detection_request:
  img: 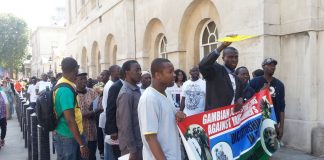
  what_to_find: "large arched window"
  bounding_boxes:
[200,21,218,58]
[159,36,168,59]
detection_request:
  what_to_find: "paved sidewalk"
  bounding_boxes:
[1,115,323,160]
[272,147,324,160]
[0,115,27,160]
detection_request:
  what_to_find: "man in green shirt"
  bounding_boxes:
[53,57,89,160]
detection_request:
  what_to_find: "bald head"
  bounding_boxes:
[109,65,121,81]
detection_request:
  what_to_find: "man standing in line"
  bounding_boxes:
[102,65,122,160]
[76,70,100,160]
[53,57,89,160]
[139,71,151,93]
[27,77,38,108]
[138,58,186,160]
[116,60,143,159]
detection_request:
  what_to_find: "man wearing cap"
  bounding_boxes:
[76,70,101,160]
[250,58,286,140]
[139,71,151,93]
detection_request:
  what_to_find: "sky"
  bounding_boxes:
[0,0,65,31]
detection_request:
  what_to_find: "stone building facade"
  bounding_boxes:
[30,27,66,77]
[65,0,324,154]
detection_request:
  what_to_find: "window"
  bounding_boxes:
[200,21,218,58]
[159,36,168,59]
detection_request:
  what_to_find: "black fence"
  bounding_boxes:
[16,94,52,160]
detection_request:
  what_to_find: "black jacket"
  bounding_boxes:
[199,50,244,111]
[105,79,123,135]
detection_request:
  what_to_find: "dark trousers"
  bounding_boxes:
[88,141,97,160]
[0,118,7,140]
[112,145,121,158]
[96,116,104,154]
[29,102,36,109]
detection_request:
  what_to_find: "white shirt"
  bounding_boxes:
[181,79,206,116]
[99,80,114,128]
[228,74,236,105]
[36,81,52,92]
[138,87,181,160]
[166,83,183,108]
[27,84,37,103]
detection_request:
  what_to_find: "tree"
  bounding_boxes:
[0,14,29,78]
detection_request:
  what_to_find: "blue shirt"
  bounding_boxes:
[249,76,285,122]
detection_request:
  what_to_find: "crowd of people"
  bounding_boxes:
[0,42,286,159]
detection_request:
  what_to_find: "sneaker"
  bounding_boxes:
[100,153,104,159]
[0,139,4,147]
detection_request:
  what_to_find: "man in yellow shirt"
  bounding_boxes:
[53,57,89,160]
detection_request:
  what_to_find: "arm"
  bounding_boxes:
[278,83,285,139]
[117,92,138,154]
[35,83,40,95]
[63,109,89,158]
[105,84,120,135]
[63,109,84,146]
[180,97,185,112]
[145,134,166,160]
[26,86,31,102]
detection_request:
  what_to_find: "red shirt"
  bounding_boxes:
[15,82,22,92]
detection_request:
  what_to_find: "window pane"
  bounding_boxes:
[202,28,209,44]
[208,22,216,33]
[203,46,210,56]
[163,36,167,44]
[209,35,216,43]
[211,44,217,51]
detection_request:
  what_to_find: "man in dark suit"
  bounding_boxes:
[199,42,244,111]
[104,69,125,158]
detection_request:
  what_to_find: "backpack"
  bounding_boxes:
[36,83,77,131]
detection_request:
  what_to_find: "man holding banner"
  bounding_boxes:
[250,58,286,140]
[199,42,244,111]
[138,58,186,160]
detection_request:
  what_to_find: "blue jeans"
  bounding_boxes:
[53,133,79,160]
[103,129,116,160]
[104,142,116,160]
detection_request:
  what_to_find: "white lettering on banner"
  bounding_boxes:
[202,109,230,125]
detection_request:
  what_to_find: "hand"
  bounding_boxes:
[95,108,104,114]
[176,111,186,123]
[234,98,244,112]
[261,83,270,90]
[80,145,90,159]
[129,152,139,160]
[217,42,232,52]
[111,133,118,140]
[277,126,283,140]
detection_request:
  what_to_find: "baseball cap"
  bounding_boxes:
[77,69,88,77]
[262,58,277,66]
[141,71,150,76]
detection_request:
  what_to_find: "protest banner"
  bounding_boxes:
[178,89,279,160]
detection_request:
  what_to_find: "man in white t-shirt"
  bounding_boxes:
[138,58,186,160]
[180,66,206,116]
[27,77,38,108]
[36,74,52,94]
